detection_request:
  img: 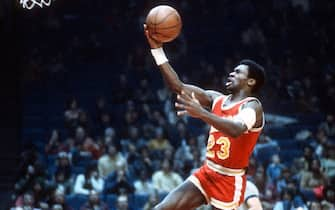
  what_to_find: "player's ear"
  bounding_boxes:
[247,78,256,87]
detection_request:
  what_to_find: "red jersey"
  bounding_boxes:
[206,95,264,169]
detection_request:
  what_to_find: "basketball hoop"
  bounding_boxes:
[20,0,53,10]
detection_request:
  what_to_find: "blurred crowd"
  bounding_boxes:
[12,0,335,209]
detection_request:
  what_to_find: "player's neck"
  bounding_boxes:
[229,91,250,103]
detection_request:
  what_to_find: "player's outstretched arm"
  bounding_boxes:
[144,24,215,109]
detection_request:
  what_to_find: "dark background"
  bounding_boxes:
[0,0,335,209]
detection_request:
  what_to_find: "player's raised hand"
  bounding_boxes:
[175,91,206,118]
[143,24,163,49]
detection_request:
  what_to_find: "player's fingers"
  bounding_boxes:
[181,91,194,102]
[143,24,147,30]
[144,28,150,37]
[175,102,185,109]
[191,92,200,104]
[177,94,189,105]
[177,110,188,116]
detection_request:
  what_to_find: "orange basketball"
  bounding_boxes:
[145,5,182,43]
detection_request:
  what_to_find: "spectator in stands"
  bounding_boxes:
[152,158,183,194]
[54,152,72,189]
[13,149,47,204]
[45,129,68,155]
[125,143,142,178]
[104,127,116,145]
[98,144,127,178]
[276,167,292,195]
[104,167,134,195]
[321,185,335,210]
[49,189,73,210]
[296,145,315,171]
[73,163,104,195]
[73,126,87,147]
[78,111,93,135]
[135,78,157,104]
[143,192,160,210]
[82,136,104,160]
[314,128,331,158]
[12,192,38,210]
[93,96,110,126]
[115,194,133,210]
[51,204,63,210]
[174,136,201,178]
[253,133,279,158]
[80,190,108,210]
[134,170,155,196]
[321,145,335,180]
[112,74,134,104]
[319,114,335,138]
[307,201,322,210]
[120,126,147,154]
[30,177,48,207]
[132,145,155,176]
[286,180,308,209]
[64,98,82,134]
[291,156,308,185]
[273,188,308,210]
[123,100,140,128]
[300,158,327,200]
[253,165,275,208]
[147,126,172,157]
[266,154,285,184]
[53,169,73,195]
[96,113,114,137]
[174,136,197,168]
[39,201,49,210]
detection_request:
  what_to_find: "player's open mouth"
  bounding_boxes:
[226,77,233,86]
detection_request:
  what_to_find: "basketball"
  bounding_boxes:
[145,5,182,43]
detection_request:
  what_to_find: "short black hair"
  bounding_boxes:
[239,59,265,94]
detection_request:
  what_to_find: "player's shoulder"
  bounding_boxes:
[243,96,263,110]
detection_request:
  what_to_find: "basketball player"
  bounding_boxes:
[238,180,263,210]
[144,25,265,210]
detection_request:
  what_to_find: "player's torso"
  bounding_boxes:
[206,95,263,169]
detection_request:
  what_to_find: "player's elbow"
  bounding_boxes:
[170,85,182,94]
[226,127,245,138]
[228,131,242,138]
[170,83,185,94]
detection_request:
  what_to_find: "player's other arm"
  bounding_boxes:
[177,94,262,138]
[245,196,263,210]
[201,100,263,137]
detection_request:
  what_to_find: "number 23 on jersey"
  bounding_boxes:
[206,135,231,160]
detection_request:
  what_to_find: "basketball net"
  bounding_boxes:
[20,0,52,9]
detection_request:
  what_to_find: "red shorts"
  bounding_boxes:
[188,161,246,210]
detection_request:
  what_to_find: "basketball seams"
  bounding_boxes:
[146,5,182,42]
[154,10,178,25]
[155,23,181,30]
[153,8,159,34]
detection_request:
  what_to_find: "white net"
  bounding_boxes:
[20,0,52,9]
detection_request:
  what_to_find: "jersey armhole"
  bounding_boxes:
[240,98,264,131]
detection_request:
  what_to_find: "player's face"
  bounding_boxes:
[225,64,249,92]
